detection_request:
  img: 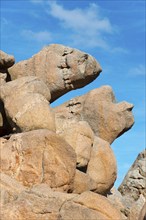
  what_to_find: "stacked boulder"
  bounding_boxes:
[0,44,136,219]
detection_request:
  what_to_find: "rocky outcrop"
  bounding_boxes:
[108,150,146,219]
[8,44,102,102]
[118,150,146,201]
[0,129,76,192]
[54,85,134,144]
[0,182,122,220]
[0,47,136,220]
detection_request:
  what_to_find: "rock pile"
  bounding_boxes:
[0,44,138,219]
[108,150,146,220]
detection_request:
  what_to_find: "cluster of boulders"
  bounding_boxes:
[0,45,145,220]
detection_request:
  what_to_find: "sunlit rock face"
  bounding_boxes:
[54,85,134,144]
[8,44,102,102]
[0,46,136,220]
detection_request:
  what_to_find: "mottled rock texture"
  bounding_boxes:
[1,185,122,220]
[0,47,136,220]
[8,44,102,102]
[118,150,146,201]
[0,76,55,133]
[54,85,134,144]
[0,129,76,192]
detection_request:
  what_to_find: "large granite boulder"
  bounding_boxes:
[8,44,102,102]
[0,76,55,133]
[0,184,122,220]
[54,85,134,144]
[0,129,76,192]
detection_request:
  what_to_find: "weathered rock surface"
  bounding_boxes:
[54,85,134,144]
[107,188,128,219]
[0,46,136,220]
[58,121,94,168]
[0,129,76,192]
[87,137,117,195]
[118,150,146,201]
[8,44,102,102]
[128,194,146,220]
[138,202,146,220]
[73,169,97,194]
[0,76,56,133]
[0,50,15,71]
[1,184,122,220]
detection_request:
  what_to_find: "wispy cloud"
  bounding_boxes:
[128,64,145,76]
[111,47,129,54]
[45,1,114,49]
[21,29,52,42]
[30,0,44,4]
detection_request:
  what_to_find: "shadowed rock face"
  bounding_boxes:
[8,44,102,102]
[54,85,134,144]
[118,150,146,201]
[0,50,15,71]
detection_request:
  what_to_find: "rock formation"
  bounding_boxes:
[8,44,102,102]
[118,150,146,201]
[108,150,146,219]
[0,45,137,220]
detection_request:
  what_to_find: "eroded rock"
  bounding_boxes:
[0,76,55,132]
[8,44,102,102]
[54,85,134,144]
[0,129,76,192]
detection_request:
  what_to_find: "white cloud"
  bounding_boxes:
[21,30,52,42]
[128,64,145,76]
[46,1,114,49]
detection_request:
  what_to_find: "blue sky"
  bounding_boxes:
[1,0,145,187]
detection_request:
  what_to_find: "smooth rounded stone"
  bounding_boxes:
[59,121,94,167]
[118,150,146,201]
[8,44,102,102]
[0,129,76,192]
[0,76,51,101]
[0,76,55,132]
[0,50,15,70]
[87,137,117,195]
[53,85,134,144]
[73,169,97,194]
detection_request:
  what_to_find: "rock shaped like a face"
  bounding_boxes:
[0,129,77,192]
[8,44,102,102]
[0,50,15,71]
[82,86,134,143]
[0,76,55,133]
[54,85,134,144]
